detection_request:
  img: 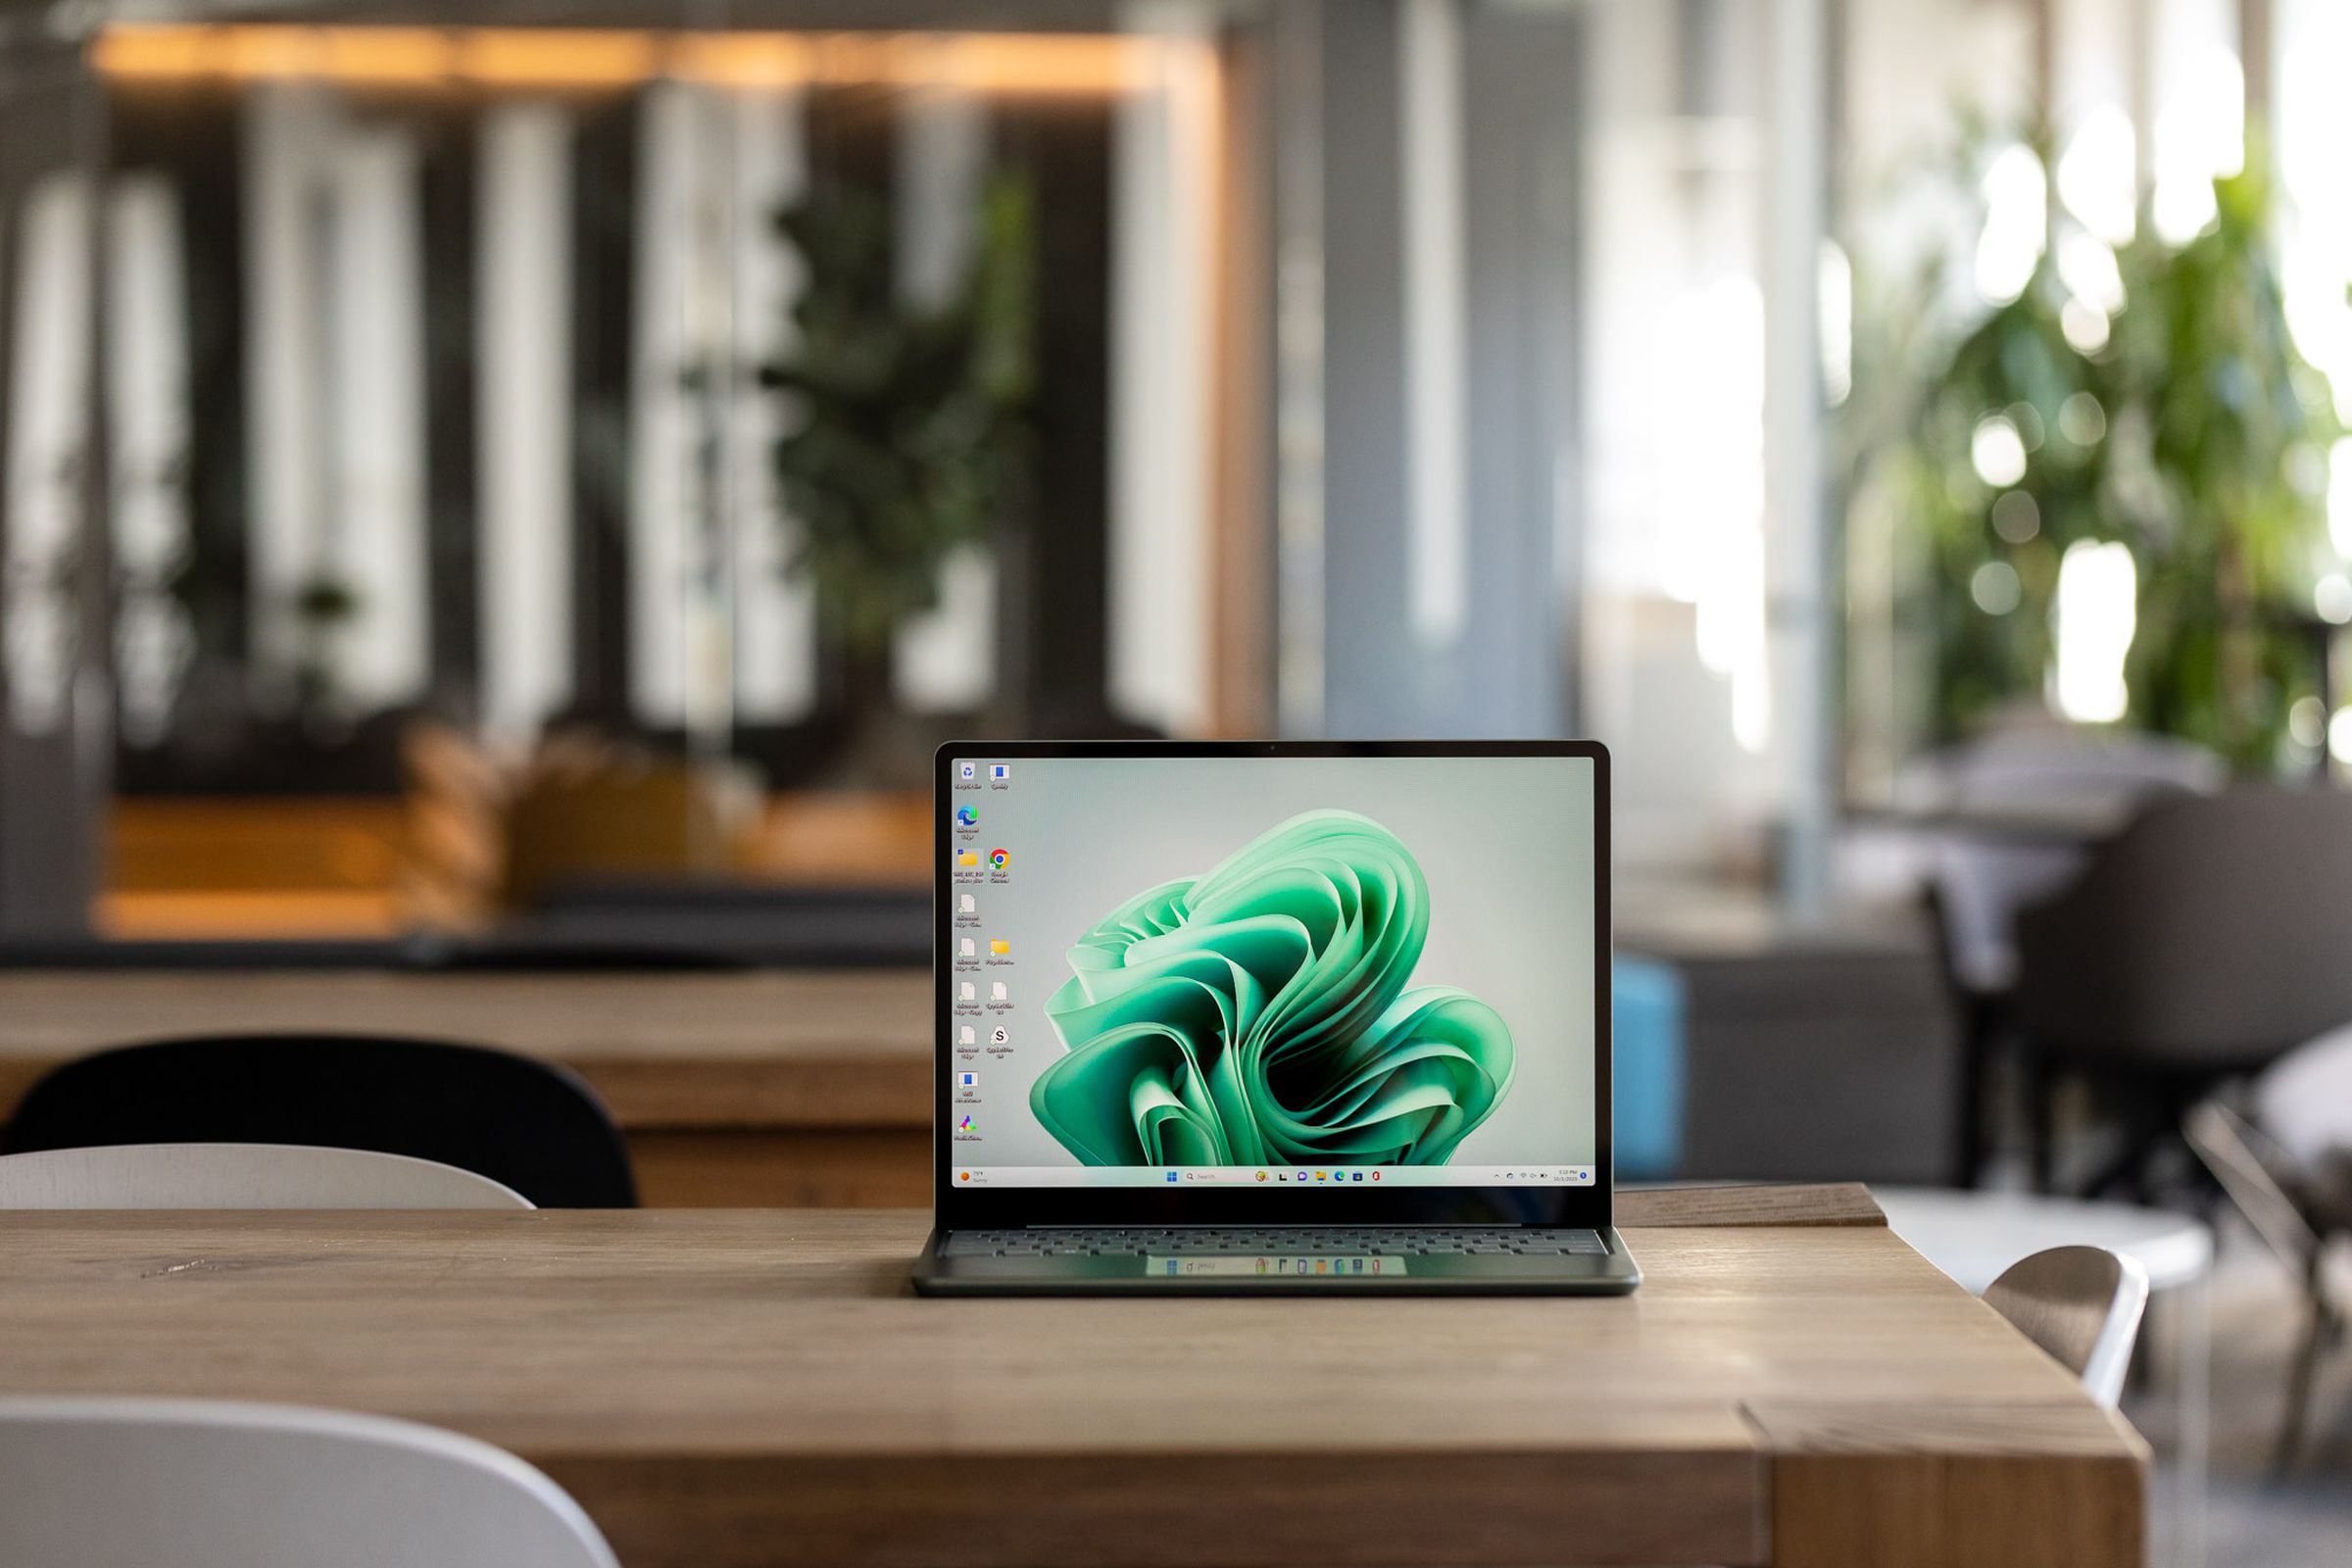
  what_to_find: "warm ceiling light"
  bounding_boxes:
[458,29,663,88]
[89,24,1149,96]
[314,28,457,85]
[929,34,1143,94]
[668,33,816,90]
[213,25,324,79]
[88,25,211,79]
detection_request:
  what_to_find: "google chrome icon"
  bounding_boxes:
[988,849,1010,870]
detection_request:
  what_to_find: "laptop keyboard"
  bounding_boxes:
[942,1227,1606,1259]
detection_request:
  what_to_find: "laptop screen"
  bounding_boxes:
[942,750,1600,1193]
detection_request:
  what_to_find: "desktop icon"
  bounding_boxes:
[990,1026,1008,1046]
[959,937,976,957]
[956,1025,976,1046]
[956,806,979,827]
[958,981,976,1002]
[956,1071,978,1091]
[991,763,1010,781]
[989,938,1009,956]
[991,981,1008,1002]
[956,851,979,867]
[957,762,976,781]
[958,893,976,913]
[988,849,1010,870]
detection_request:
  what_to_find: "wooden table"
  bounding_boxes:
[0,971,932,1206]
[0,1186,2144,1568]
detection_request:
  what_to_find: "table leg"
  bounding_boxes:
[2175,1272,2211,1568]
[1770,1449,2145,1568]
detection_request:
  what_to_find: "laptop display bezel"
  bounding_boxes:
[933,739,1613,1230]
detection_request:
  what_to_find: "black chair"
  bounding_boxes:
[1906,725,2222,1185]
[1,1035,637,1208]
[2010,785,2352,1197]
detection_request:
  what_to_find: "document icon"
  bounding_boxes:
[959,981,976,1003]
[957,1025,976,1046]
[991,981,1007,1002]
[959,938,976,957]
[989,939,1009,956]
[956,852,979,867]
[958,893,975,913]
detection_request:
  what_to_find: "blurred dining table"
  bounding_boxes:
[0,968,933,1205]
[1843,797,2136,848]
[0,1184,2145,1568]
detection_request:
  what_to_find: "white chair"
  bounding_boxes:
[1983,1245,2151,1408]
[0,1144,531,1209]
[0,1397,617,1568]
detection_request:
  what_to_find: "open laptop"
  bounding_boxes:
[910,740,1637,1296]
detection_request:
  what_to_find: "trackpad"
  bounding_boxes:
[1145,1254,1409,1278]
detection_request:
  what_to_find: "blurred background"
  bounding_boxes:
[1,0,2340,936]
[4,0,2352,1554]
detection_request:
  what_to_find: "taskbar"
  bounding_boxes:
[950,1164,1596,1188]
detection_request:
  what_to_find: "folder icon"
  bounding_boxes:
[957,852,979,867]
[989,939,1009,956]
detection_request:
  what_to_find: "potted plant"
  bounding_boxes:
[1851,145,2342,774]
[761,171,1036,784]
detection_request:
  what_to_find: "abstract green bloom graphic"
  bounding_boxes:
[1031,809,1513,1166]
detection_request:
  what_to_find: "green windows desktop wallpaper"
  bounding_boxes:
[1029,809,1516,1167]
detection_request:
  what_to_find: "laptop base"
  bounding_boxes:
[910,1226,1641,1296]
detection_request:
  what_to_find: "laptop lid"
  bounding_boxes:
[934,741,1611,1230]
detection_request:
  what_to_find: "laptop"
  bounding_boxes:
[910,740,1638,1296]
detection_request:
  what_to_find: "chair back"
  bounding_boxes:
[2,1035,636,1207]
[2186,1025,2352,1257]
[2184,1102,2323,1267]
[1983,1245,2150,1407]
[0,1143,530,1209]
[2010,786,2352,1068]
[0,1396,617,1568]
[2250,1023,2352,1180]
[1908,725,2221,996]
